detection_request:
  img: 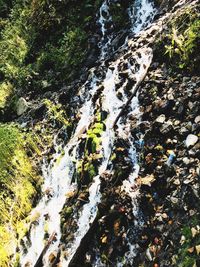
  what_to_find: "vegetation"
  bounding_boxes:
[109,0,132,30]
[0,0,103,112]
[176,215,200,267]
[0,124,42,266]
[156,8,200,73]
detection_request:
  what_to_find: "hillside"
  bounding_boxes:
[0,0,199,266]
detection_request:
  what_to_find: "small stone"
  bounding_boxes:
[156,114,166,123]
[195,115,200,124]
[174,120,181,126]
[146,248,153,261]
[173,179,180,185]
[183,77,190,82]
[183,179,191,185]
[162,213,168,219]
[171,197,178,204]
[185,134,198,147]
[188,101,194,109]
[183,157,190,165]
[189,210,196,216]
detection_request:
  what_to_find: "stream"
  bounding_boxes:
[19,0,156,266]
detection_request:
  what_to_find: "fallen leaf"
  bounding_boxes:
[101,235,108,244]
[65,191,75,198]
[145,153,153,164]
[180,235,186,245]
[188,247,194,253]
[114,219,120,236]
[140,174,155,186]
[191,227,198,238]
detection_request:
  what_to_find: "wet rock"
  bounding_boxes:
[185,134,198,148]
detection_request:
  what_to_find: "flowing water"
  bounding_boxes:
[19,0,156,266]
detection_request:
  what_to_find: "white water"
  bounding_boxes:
[98,0,113,59]
[129,0,155,34]
[19,0,156,266]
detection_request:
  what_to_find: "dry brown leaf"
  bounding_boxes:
[114,219,120,236]
[188,247,194,253]
[140,174,155,186]
[101,235,108,244]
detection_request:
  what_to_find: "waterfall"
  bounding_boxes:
[19,0,156,266]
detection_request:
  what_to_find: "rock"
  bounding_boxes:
[146,248,153,261]
[170,197,178,204]
[156,114,166,123]
[185,134,198,147]
[16,97,29,116]
[183,77,190,82]
[173,179,180,185]
[195,115,200,124]
[183,157,190,165]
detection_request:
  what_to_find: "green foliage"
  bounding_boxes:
[44,99,71,127]
[176,215,200,267]
[0,0,103,104]
[87,122,104,153]
[0,123,41,266]
[0,82,13,109]
[0,0,13,18]
[164,9,200,71]
[109,1,131,30]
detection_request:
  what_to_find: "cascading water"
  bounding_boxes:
[19,0,156,266]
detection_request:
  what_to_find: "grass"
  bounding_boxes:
[0,124,42,266]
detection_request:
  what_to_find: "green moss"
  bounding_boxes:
[0,82,13,109]
[63,207,73,219]
[0,124,42,266]
[87,122,104,153]
[44,99,71,127]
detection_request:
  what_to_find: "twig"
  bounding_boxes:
[113,70,148,127]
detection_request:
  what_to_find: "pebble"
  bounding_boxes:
[194,115,200,123]
[156,114,166,123]
[170,197,178,204]
[185,134,198,147]
[183,157,190,165]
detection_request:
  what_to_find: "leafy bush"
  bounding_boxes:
[158,7,200,73]
[0,0,103,102]
[165,18,200,70]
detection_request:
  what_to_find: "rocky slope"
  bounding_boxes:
[0,0,199,266]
